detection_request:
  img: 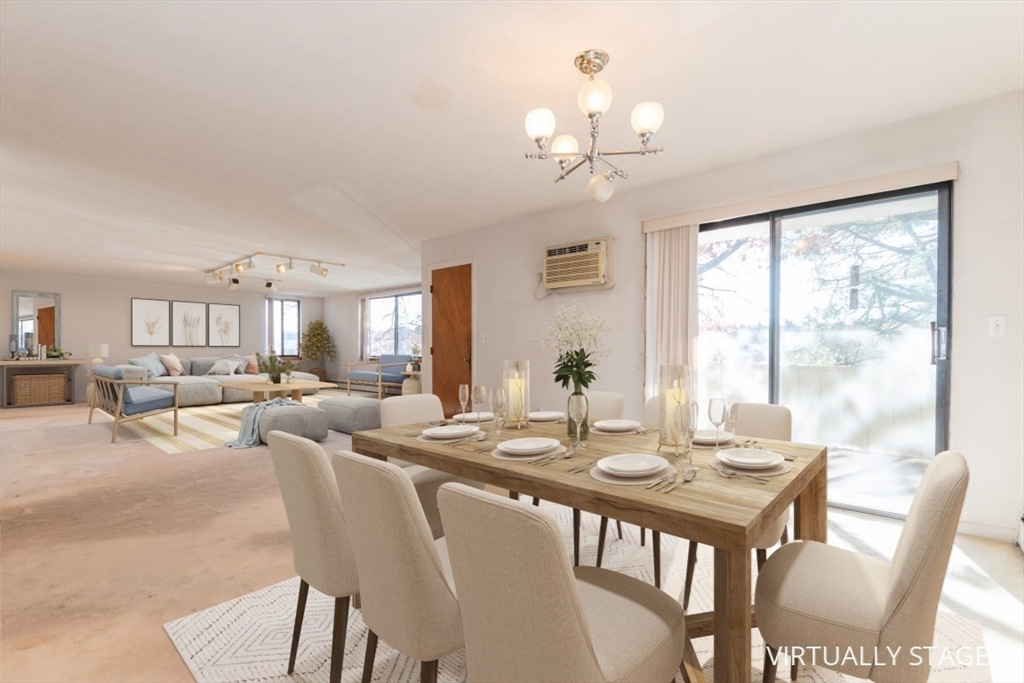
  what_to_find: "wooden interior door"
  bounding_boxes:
[37,307,55,347]
[431,264,472,417]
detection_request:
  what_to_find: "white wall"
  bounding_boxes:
[0,270,323,402]
[421,89,1024,537]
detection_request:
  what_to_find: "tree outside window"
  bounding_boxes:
[268,299,301,356]
[365,292,421,357]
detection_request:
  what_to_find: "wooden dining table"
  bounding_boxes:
[352,421,827,683]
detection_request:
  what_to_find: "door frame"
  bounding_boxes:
[422,257,475,396]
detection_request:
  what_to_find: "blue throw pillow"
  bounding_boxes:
[128,352,167,380]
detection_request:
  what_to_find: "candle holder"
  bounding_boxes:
[658,364,694,453]
[503,360,530,429]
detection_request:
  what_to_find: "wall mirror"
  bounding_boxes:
[11,290,61,354]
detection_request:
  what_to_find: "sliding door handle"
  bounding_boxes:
[930,322,948,364]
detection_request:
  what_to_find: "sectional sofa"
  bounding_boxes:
[116,353,323,407]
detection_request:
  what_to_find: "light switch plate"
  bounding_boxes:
[988,315,1007,338]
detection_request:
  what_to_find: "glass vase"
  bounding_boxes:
[567,387,589,441]
[503,360,530,429]
[658,364,693,451]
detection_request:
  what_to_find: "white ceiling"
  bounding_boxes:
[1,1,1021,296]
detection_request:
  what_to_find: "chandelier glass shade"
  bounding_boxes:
[524,49,664,202]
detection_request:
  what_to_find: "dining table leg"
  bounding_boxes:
[794,459,828,543]
[714,547,752,682]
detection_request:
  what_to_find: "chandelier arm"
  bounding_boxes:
[554,156,589,182]
[595,156,628,179]
[595,147,665,156]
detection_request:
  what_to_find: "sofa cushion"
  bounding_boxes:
[122,387,175,415]
[188,357,221,376]
[129,352,168,379]
[179,357,193,375]
[91,365,124,381]
[148,376,222,407]
[206,359,241,375]
[158,352,185,376]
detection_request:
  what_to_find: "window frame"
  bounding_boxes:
[266,297,302,359]
[361,291,422,360]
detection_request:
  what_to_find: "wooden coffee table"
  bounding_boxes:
[219,379,337,403]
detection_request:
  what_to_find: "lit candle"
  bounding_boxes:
[507,372,526,421]
[661,380,687,444]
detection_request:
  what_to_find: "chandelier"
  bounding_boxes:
[524,49,665,202]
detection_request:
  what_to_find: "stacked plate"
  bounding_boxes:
[452,411,494,423]
[492,437,564,462]
[419,424,479,442]
[591,454,671,485]
[592,419,642,434]
[528,411,565,422]
[693,429,734,445]
[715,448,784,471]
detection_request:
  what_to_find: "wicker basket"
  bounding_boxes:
[10,373,66,406]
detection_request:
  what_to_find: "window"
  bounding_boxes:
[364,292,421,357]
[267,299,301,356]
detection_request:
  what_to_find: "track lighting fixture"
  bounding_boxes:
[204,272,219,284]
[265,280,278,293]
[276,259,293,274]
[309,263,328,277]
[234,258,254,273]
[203,253,344,284]
[228,277,240,290]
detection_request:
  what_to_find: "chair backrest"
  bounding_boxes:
[380,393,444,428]
[642,396,660,427]
[874,450,969,683]
[587,390,625,422]
[729,402,792,441]
[266,431,358,599]
[437,483,607,681]
[330,450,462,661]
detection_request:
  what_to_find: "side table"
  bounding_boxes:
[401,370,422,395]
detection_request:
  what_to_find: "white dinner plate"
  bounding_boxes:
[528,411,565,422]
[593,419,642,433]
[597,454,670,478]
[496,437,562,456]
[693,429,734,445]
[421,424,479,440]
[715,448,784,470]
[452,411,494,423]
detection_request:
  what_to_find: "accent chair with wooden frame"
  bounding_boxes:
[345,354,413,398]
[88,364,179,443]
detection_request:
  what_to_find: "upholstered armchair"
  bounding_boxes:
[345,354,413,398]
[88,364,179,443]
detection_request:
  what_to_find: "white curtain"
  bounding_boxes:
[644,225,700,398]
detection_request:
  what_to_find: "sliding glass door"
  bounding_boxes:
[698,185,951,516]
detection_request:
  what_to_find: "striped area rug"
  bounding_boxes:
[164,504,990,683]
[117,390,355,453]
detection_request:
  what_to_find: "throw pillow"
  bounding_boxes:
[244,353,259,374]
[158,352,185,377]
[223,354,250,374]
[128,352,168,380]
[207,359,241,376]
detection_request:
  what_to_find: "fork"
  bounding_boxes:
[646,473,675,490]
[662,469,697,493]
[714,465,769,484]
[651,474,677,491]
[566,458,594,474]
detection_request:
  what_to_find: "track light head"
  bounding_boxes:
[265,280,278,293]
[309,263,328,277]
[276,259,293,274]
[228,277,240,290]
[204,272,219,284]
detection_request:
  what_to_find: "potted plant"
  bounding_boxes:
[257,347,295,384]
[299,319,337,381]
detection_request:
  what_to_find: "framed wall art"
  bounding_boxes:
[172,301,207,347]
[208,303,240,347]
[131,298,170,347]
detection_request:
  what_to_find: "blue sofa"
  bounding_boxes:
[346,354,413,398]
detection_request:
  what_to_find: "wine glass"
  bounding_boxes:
[489,387,506,435]
[675,400,699,477]
[472,385,487,422]
[708,398,726,452]
[567,394,588,456]
[458,384,470,423]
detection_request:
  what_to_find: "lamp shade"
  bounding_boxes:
[630,101,665,135]
[578,78,612,115]
[549,134,579,161]
[587,173,615,202]
[87,343,109,363]
[524,108,556,141]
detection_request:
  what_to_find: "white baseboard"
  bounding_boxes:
[957,520,1018,542]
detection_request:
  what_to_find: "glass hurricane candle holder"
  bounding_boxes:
[658,364,693,452]
[503,360,530,429]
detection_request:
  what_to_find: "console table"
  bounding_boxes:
[1,359,86,408]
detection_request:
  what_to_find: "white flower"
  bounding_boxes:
[542,300,610,359]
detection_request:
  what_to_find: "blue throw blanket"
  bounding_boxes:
[226,397,303,448]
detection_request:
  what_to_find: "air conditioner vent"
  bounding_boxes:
[543,238,613,290]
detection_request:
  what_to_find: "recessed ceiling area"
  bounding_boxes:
[1,1,1021,295]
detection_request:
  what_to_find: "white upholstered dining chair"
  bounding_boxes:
[379,393,482,539]
[266,432,359,683]
[587,390,627,422]
[437,483,690,683]
[331,450,463,683]
[756,450,969,683]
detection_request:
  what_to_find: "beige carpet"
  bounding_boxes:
[117,390,355,453]
[164,504,990,683]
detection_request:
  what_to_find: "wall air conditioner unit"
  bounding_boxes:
[543,238,615,291]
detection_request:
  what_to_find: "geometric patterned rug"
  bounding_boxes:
[164,504,991,683]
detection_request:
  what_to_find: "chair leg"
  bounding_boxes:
[762,645,779,683]
[790,661,798,681]
[361,629,379,683]
[781,526,789,546]
[421,659,438,683]
[596,517,609,567]
[508,491,520,501]
[756,548,768,571]
[679,637,702,683]
[640,526,646,546]
[682,540,699,610]
[615,519,623,540]
[572,508,581,566]
[330,596,350,683]
[288,579,310,674]
[652,531,661,588]
[111,416,121,443]
[532,496,540,506]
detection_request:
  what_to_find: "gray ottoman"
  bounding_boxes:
[258,404,329,443]
[319,396,381,434]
